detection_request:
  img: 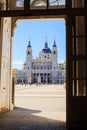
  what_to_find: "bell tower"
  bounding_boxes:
[26,40,32,71]
[52,40,58,69]
[52,40,57,60]
[52,40,58,83]
[26,40,32,61]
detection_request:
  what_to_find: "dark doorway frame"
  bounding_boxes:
[0,1,87,130]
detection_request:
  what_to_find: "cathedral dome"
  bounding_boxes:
[42,41,52,54]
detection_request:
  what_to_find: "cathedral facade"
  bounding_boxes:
[15,40,66,84]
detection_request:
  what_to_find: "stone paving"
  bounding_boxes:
[0,84,66,130]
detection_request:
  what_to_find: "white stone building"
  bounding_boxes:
[15,40,66,84]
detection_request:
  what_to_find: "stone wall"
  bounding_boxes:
[0,17,12,113]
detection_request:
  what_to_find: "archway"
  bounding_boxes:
[0,0,87,130]
[12,18,66,124]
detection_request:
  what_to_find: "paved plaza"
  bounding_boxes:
[0,84,66,130]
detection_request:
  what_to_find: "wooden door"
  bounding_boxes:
[66,15,87,130]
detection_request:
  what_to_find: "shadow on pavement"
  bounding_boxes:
[0,107,66,130]
[14,107,41,115]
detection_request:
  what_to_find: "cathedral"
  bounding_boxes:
[0,1,87,129]
[15,39,66,84]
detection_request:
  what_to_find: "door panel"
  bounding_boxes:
[66,15,87,130]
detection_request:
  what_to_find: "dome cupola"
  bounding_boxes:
[42,40,52,54]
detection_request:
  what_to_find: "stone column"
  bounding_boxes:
[0,18,2,112]
[28,77,32,84]
[9,35,13,110]
[11,69,16,110]
[38,74,41,84]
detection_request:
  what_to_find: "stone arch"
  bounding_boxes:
[0,1,87,130]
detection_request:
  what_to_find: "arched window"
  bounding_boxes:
[53,51,56,54]
[28,51,30,55]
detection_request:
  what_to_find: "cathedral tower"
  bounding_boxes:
[52,40,57,60]
[26,40,32,71]
[26,40,32,60]
[52,40,58,69]
[52,40,58,83]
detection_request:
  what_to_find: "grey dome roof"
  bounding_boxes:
[42,41,52,54]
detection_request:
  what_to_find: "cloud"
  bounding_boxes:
[58,60,65,63]
[13,61,23,65]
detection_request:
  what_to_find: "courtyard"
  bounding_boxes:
[0,84,66,130]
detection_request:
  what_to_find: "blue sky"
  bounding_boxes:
[13,19,66,69]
